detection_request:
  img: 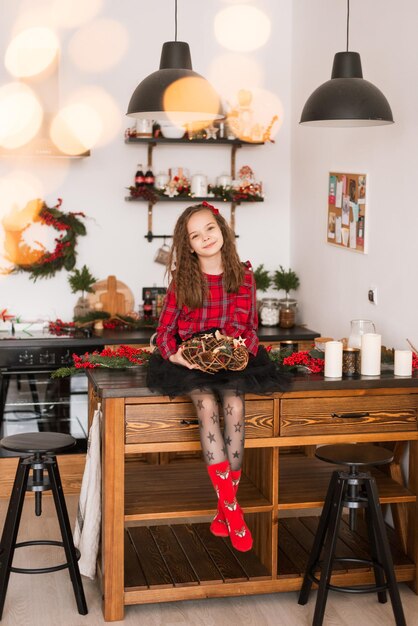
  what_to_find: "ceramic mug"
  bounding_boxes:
[155,173,169,190]
[154,244,170,265]
[217,174,232,188]
[136,119,153,137]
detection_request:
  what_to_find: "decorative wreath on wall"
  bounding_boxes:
[11,198,87,281]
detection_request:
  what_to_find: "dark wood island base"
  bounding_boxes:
[87,369,418,621]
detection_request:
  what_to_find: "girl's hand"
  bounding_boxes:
[169,347,198,369]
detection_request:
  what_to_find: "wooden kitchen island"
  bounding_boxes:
[87,368,418,621]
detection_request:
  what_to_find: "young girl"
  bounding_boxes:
[147,202,290,552]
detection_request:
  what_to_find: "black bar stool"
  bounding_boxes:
[0,432,88,619]
[298,443,406,626]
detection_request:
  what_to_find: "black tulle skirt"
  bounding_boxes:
[146,344,291,398]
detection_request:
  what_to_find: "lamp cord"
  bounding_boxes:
[346,0,350,51]
[174,0,178,41]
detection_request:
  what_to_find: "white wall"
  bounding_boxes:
[0,0,292,321]
[291,0,418,350]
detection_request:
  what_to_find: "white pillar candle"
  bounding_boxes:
[360,333,381,376]
[191,174,208,197]
[394,350,413,377]
[324,341,343,378]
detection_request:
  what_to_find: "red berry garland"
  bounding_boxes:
[52,345,151,377]
[282,350,325,373]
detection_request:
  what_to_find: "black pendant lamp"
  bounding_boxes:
[300,0,394,127]
[127,0,222,123]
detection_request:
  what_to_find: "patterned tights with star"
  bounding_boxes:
[189,388,245,470]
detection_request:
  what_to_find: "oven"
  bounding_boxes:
[0,342,100,458]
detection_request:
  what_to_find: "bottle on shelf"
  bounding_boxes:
[135,164,145,189]
[143,290,153,319]
[144,165,155,188]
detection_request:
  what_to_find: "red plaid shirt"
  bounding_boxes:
[156,267,259,359]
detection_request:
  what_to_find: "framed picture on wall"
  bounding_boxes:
[327,172,367,253]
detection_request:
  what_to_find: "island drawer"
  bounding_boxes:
[280,393,418,436]
[125,399,274,444]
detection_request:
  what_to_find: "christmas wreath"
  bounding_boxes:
[13,198,87,281]
[181,331,249,373]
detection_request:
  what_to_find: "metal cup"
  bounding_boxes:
[154,244,170,265]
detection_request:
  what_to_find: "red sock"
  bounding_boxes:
[210,469,241,537]
[207,461,252,552]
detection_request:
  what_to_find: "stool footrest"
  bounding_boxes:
[309,562,388,595]
[10,540,81,575]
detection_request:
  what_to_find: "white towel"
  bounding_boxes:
[73,405,102,579]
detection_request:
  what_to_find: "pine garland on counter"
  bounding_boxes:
[52,345,152,378]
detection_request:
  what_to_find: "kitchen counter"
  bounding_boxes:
[0,324,320,349]
[88,367,418,398]
[87,368,418,620]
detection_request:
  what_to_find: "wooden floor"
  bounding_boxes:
[1,495,418,626]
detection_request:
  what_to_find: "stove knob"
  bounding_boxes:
[18,350,33,365]
[40,350,56,365]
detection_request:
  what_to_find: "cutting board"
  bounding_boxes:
[88,275,134,317]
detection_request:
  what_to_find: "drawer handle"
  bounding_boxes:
[331,412,370,419]
[180,419,199,426]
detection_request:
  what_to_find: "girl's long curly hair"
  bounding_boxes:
[167,204,244,309]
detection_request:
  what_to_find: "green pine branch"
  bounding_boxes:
[68,265,97,295]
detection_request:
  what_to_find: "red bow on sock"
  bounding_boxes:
[201,200,219,215]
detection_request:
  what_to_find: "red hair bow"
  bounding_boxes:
[201,200,219,215]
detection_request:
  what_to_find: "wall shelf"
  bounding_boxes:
[125,135,264,241]
[125,136,264,146]
[124,196,264,203]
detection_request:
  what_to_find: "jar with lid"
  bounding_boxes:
[278,298,297,328]
[259,298,280,326]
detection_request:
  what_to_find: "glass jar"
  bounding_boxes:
[348,319,376,348]
[278,298,297,329]
[259,298,280,326]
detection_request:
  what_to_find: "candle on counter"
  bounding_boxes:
[394,350,413,377]
[93,302,104,331]
[360,333,381,376]
[324,341,343,378]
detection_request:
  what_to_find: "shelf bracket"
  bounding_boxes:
[147,142,156,168]
[144,202,173,242]
[146,202,153,242]
[231,143,241,180]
